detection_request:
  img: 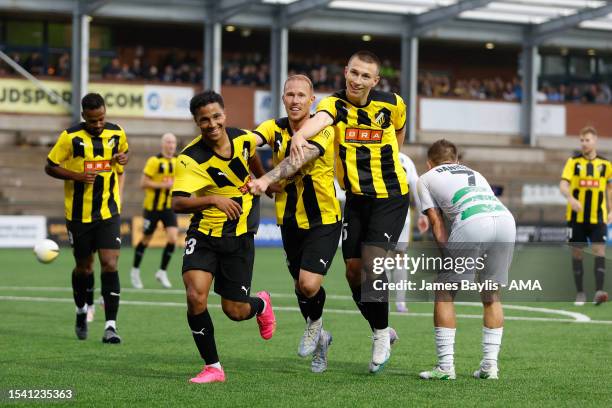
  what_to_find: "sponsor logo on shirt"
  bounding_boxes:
[344,128,382,144]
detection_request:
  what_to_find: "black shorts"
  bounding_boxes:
[281,222,342,280]
[143,209,178,235]
[342,193,410,260]
[567,222,608,244]
[182,231,255,302]
[66,215,121,259]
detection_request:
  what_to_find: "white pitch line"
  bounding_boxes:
[1,295,611,325]
[0,286,594,322]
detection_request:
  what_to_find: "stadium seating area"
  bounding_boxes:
[3,51,611,103]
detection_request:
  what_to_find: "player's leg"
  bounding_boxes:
[419,290,457,380]
[362,195,409,373]
[474,215,515,380]
[392,216,411,313]
[568,222,586,305]
[155,211,178,288]
[184,269,225,383]
[217,234,274,339]
[590,223,608,305]
[342,194,372,328]
[67,220,95,340]
[96,215,123,343]
[131,211,157,289]
[475,290,503,379]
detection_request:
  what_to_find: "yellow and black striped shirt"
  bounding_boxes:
[316,89,408,198]
[254,117,341,229]
[172,128,263,237]
[47,122,128,222]
[562,154,612,224]
[142,154,176,211]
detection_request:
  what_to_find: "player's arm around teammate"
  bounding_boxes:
[249,75,341,372]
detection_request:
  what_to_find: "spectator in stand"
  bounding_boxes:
[161,65,175,82]
[102,57,122,79]
[25,52,45,76]
[596,83,611,104]
[502,82,516,101]
[56,53,70,77]
[547,86,562,102]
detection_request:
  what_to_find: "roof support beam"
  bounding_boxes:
[216,0,261,23]
[400,22,419,144]
[528,3,612,45]
[410,0,493,36]
[284,0,331,26]
[270,7,288,118]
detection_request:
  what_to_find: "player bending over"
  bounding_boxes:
[249,74,341,373]
[131,133,179,289]
[172,91,275,384]
[417,139,515,380]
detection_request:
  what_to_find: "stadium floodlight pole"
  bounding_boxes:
[202,0,260,92]
[268,0,329,117]
[520,26,538,147]
[398,1,492,144]
[270,5,289,118]
[400,18,418,145]
[203,0,222,93]
[70,0,110,123]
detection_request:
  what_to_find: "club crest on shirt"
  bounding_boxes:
[243,147,249,161]
[107,138,115,149]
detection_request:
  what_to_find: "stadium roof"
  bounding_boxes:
[2,0,612,40]
[262,0,612,32]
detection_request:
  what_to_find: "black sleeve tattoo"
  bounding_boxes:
[263,144,320,184]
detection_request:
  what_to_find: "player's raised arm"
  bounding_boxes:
[248,143,321,195]
[289,111,333,162]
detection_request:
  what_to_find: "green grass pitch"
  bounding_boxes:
[1,247,611,407]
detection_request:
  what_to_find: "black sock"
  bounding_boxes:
[295,289,310,321]
[246,296,265,320]
[85,273,94,306]
[351,285,373,331]
[572,258,584,292]
[308,286,326,321]
[101,272,120,322]
[595,256,605,291]
[133,242,147,268]
[160,243,175,270]
[71,270,88,309]
[368,273,389,330]
[187,310,219,365]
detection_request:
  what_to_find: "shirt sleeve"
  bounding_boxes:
[607,161,612,183]
[417,177,436,214]
[405,159,422,212]
[47,130,72,166]
[561,158,573,182]
[172,155,209,196]
[245,131,263,157]
[253,120,275,147]
[143,156,158,177]
[308,126,334,157]
[315,96,338,124]
[118,127,129,153]
[392,94,407,131]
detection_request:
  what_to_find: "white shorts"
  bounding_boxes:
[442,215,516,286]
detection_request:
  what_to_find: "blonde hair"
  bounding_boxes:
[284,74,313,93]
